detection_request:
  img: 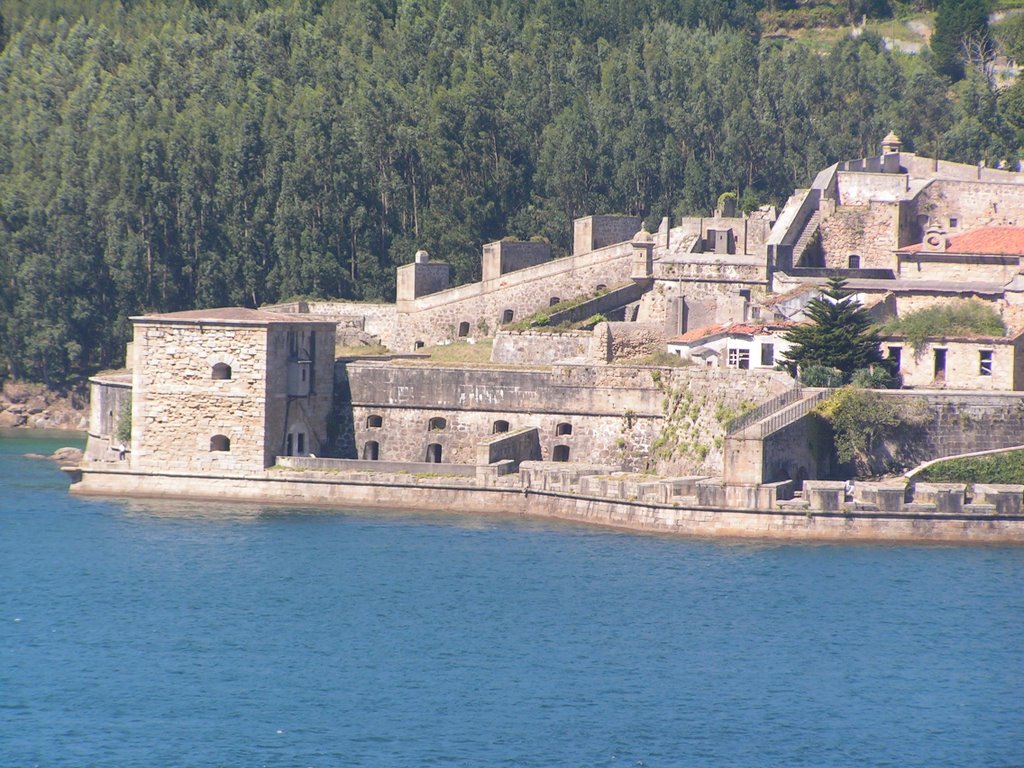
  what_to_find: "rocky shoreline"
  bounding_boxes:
[0,380,89,431]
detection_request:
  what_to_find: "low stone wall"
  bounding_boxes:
[264,300,398,349]
[70,467,1024,543]
[276,456,477,477]
[490,330,591,364]
[476,427,541,467]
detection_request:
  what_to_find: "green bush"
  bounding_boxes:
[115,396,132,444]
[799,364,844,387]
[918,450,1024,484]
[879,300,1006,351]
[850,366,897,389]
[636,351,691,368]
[575,313,607,330]
[816,387,930,473]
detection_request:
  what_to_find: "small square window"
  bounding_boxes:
[980,350,993,376]
[950,217,958,228]
[727,348,750,370]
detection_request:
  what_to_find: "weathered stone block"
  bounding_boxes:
[803,480,847,511]
[914,482,967,514]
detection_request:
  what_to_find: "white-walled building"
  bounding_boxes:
[667,322,795,369]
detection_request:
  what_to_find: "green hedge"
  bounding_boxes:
[917,450,1024,484]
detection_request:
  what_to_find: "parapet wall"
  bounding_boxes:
[335,361,793,474]
[391,242,636,352]
[491,330,592,364]
[269,300,398,349]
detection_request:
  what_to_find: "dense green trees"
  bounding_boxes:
[0,1,1022,388]
[931,0,991,81]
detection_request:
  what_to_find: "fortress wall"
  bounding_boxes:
[392,245,635,351]
[896,391,1024,458]
[348,404,650,467]
[263,324,336,465]
[913,180,1024,231]
[305,301,397,348]
[654,259,767,287]
[132,324,270,472]
[335,362,792,474]
[70,468,1024,543]
[836,171,908,204]
[819,201,898,270]
[491,330,592,364]
[88,378,131,441]
[603,322,664,361]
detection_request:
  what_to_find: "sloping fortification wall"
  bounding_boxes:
[392,242,636,352]
[334,361,792,475]
[892,391,1024,461]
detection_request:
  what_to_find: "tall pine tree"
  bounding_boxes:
[780,277,883,381]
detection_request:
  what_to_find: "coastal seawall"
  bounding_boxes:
[69,468,1024,544]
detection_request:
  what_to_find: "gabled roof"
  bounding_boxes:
[900,226,1024,256]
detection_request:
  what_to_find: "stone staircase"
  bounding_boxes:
[791,210,821,267]
[727,387,833,439]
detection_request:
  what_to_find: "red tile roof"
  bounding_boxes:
[901,226,1024,256]
[669,321,797,344]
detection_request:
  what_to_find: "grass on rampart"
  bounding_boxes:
[917,450,1024,484]
[503,287,613,332]
[628,351,691,368]
[336,342,391,357]
[877,300,1006,351]
[418,339,494,365]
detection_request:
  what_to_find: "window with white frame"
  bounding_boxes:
[727,347,750,369]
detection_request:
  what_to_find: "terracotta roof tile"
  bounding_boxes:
[901,226,1024,256]
[668,321,797,344]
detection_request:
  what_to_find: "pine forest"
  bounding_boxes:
[0,0,1020,386]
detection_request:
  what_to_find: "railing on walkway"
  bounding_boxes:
[726,386,803,435]
[757,389,834,438]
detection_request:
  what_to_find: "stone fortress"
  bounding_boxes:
[72,134,1024,542]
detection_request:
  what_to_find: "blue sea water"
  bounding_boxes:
[2,430,1023,768]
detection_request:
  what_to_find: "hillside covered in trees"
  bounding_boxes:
[1,0,1022,386]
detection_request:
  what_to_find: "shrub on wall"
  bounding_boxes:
[878,300,1006,352]
[918,450,1024,484]
[850,366,897,389]
[815,387,930,475]
[115,396,132,444]
[799,364,844,387]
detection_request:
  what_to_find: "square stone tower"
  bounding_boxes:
[129,308,335,472]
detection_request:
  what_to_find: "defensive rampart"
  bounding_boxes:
[68,466,1024,544]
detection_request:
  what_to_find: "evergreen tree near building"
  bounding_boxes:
[931,0,991,81]
[780,277,884,382]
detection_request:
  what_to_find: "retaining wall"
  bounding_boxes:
[69,468,1024,544]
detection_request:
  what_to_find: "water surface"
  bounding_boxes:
[2,430,1022,767]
